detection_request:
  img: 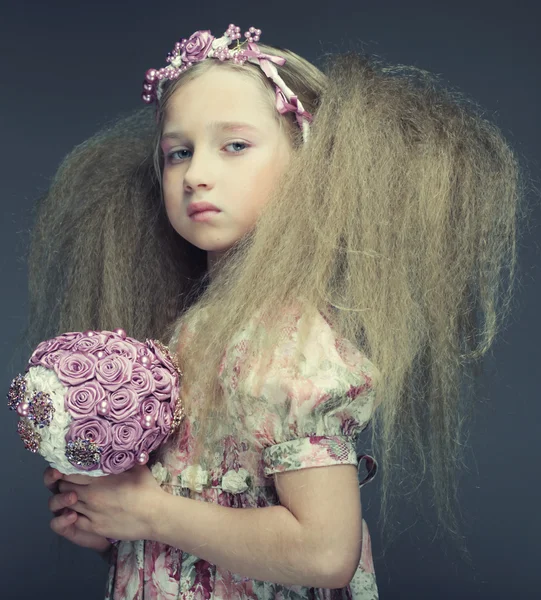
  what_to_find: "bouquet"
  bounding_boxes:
[7,327,185,476]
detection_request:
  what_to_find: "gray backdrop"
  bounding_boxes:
[2,1,540,598]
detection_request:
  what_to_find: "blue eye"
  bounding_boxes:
[166,141,249,163]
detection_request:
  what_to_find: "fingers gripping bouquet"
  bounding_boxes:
[7,327,184,477]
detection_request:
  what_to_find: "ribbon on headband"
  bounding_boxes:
[243,42,313,130]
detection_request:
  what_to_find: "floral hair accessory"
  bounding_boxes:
[141,23,313,143]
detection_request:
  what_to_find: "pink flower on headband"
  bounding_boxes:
[180,30,214,64]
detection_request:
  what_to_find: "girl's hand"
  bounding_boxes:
[55,462,163,542]
[44,466,111,552]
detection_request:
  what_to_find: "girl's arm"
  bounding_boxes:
[147,491,348,589]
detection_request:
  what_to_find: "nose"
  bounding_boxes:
[183,150,214,192]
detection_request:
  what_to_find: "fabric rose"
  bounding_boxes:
[157,402,172,436]
[221,468,251,494]
[29,332,83,366]
[29,340,60,365]
[104,339,139,362]
[67,415,112,447]
[150,461,170,485]
[100,447,136,475]
[94,354,133,392]
[137,427,163,455]
[180,30,214,64]
[34,350,67,370]
[54,352,97,386]
[55,332,85,350]
[150,366,174,401]
[111,418,143,451]
[135,343,155,366]
[179,465,210,493]
[65,380,106,418]
[140,396,160,422]
[129,362,156,399]
[146,339,174,370]
[108,388,139,422]
[69,334,106,354]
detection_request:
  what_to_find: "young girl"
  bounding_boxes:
[32,22,526,600]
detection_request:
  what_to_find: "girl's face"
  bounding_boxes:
[160,68,293,273]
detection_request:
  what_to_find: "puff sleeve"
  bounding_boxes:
[232,307,380,489]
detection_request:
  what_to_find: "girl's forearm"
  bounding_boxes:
[147,489,345,589]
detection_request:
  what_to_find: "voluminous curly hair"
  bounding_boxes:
[16,40,532,559]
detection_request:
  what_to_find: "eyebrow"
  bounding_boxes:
[161,120,261,141]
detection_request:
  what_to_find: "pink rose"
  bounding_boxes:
[107,387,140,422]
[150,366,174,401]
[111,418,143,451]
[137,427,164,455]
[94,354,133,391]
[32,350,67,370]
[67,415,112,447]
[100,330,126,344]
[100,447,136,475]
[180,30,214,64]
[65,380,106,418]
[69,334,106,354]
[56,332,85,350]
[157,402,173,436]
[29,339,60,366]
[28,332,85,367]
[146,339,174,371]
[136,343,155,366]
[104,339,138,362]
[54,352,97,386]
[130,362,156,399]
[140,396,161,422]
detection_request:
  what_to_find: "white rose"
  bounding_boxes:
[221,468,250,494]
[180,465,209,493]
[21,367,107,476]
[151,461,170,485]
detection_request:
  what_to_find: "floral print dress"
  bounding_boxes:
[104,306,380,600]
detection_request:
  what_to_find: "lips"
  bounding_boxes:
[187,202,221,217]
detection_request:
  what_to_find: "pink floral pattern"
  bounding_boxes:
[104,307,380,599]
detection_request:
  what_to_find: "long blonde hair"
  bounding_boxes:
[17,41,531,558]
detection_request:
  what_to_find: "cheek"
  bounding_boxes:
[162,170,180,209]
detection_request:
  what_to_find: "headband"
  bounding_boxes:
[141,23,313,143]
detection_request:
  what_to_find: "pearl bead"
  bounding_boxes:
[137,451,149,465]
[83,330,94,336]
[17,402,29,417]
[114,328,127,339]
[145,68,157,82]
[96,350,105,359]
[141,414,154,429]
[98,400,109,415]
